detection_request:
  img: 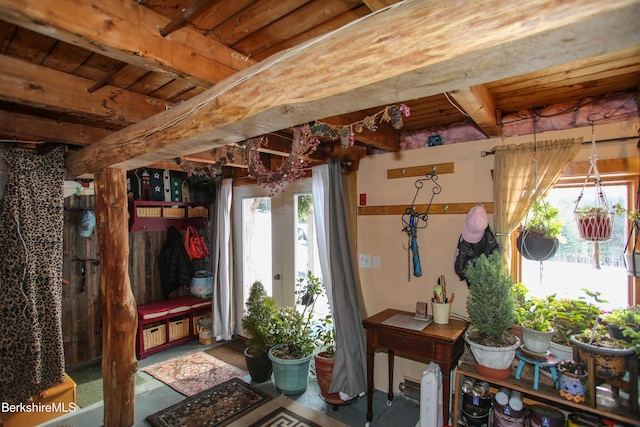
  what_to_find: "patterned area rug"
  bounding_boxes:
[146,377,272,427]
[227,395,350,427]
[142,350,248,396]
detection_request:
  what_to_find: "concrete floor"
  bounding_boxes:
[39,340,422,427]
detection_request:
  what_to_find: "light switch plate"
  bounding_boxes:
[359,254,371,268]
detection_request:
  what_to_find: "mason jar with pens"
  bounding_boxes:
[432,274,454,324]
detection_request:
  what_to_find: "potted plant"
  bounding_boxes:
[603,305,640,343]
[268,271,323,395]
[518,294,557,355]
[569,293,636,380]
[557,360,588,404]
[574,206,614,242]
[517,200,563,261]
[313,312,346,406]
[241,281,278,382]
[614,203,640,277]
[464,251,520,379]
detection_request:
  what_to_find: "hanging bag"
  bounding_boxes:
[185,226,209,260]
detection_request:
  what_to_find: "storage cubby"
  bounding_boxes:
[453,361,639,427]
[136,296,212,359]
[129,200,209,232]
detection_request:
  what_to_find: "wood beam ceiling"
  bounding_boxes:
[0,0,256,86]
[63,0,639,177]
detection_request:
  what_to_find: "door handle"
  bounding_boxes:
[274,274,281,280]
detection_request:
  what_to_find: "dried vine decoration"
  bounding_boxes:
[243,124,320,193]
[175,150,235,178]
[311,103,410,148]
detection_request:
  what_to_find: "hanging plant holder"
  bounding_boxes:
[573,125,615,268]
[516,229,559,261]
[624,220,640,277]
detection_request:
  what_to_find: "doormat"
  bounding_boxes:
[67,362,146,408]
[205,338,247,371]
[145,377,272,427]
[226,395,350,427]
[142,350,248,396]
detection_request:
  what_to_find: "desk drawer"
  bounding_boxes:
[375,332,435,356]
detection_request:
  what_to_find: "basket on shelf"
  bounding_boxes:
[137,207,162,218]
[169,317,190,341]
[163,207,185,218]
[187,206,208,218]
[143,322,166,350]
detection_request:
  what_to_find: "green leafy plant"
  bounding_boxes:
[269,271,325,359]
[241,281,278,357]
[552,289,603,346]
[574,206,613,219]
[519,295,558,332]
[465,251,517,346]
[523,200,564,240]
[603,305,640,327]
[314,313,336,358]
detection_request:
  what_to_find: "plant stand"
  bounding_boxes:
[514,348,559,390]
[579,353,638,414]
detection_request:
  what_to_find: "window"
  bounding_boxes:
[233,180,325,335]
[519,181,635,310]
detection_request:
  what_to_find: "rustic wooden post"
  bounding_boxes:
[94,168,138,426]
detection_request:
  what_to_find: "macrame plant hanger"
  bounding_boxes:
[574,121,615,269]
[518,117,559,283]
[623,129,640,277]
[401,167,441,281]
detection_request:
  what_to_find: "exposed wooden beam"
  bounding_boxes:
[0,111,112,145]
[447,85,503,137]
[0,0,256,86]
[66,0,640,177]
[0,54,166,125]
[362,0,402,12]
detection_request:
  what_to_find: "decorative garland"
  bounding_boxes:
[311,103,410,148]
[243,124,320,193]
[175,104,410,191]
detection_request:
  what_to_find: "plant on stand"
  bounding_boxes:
[268,271,323,395]
[241,281,278,382]
[518,294,557,355]
[464,251,520,379]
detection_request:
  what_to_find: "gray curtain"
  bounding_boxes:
[0,147,65,404]
[313,160,367,398]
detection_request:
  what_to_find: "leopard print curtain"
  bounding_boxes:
[0,147,65,404]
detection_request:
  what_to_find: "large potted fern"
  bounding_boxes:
[464,251,520,379]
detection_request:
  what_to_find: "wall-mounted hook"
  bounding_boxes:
[444,205,449,212]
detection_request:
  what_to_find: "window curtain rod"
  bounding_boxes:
[480,135,639,157]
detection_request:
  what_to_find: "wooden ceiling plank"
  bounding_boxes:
[211,0,309,46]
[0,110,112,145]
[361,0,402,12]
[65,0,640,177]
[159,0,220,37]
[41,42,92,74]
[0,0,256,86]
[253,5,371,62]
[232,0,362,57]
[448,85,502,137]
[190,0,253,37]
[0,54,167,125]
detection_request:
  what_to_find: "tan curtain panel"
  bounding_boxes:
[493,138,583,269]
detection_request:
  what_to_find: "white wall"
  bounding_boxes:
[356,119,639,394]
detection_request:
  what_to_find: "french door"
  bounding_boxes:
[233,179,322,335]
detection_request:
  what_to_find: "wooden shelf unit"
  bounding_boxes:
[453,362,640,427]
[129,200,209,232]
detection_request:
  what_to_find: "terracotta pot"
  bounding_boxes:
[314,352,346,406]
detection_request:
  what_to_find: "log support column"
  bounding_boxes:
[94,168,137,426]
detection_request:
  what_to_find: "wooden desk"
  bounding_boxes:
[362,308,468,423]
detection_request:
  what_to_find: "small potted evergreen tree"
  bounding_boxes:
[464,251,520,379]
[241,281,278,382]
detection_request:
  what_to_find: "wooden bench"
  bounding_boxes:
[136,296,211,359]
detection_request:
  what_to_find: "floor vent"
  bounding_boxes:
[399,376,421,402]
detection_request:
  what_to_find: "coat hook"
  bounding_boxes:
[401,169,406,176]
[444,204,449,212]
